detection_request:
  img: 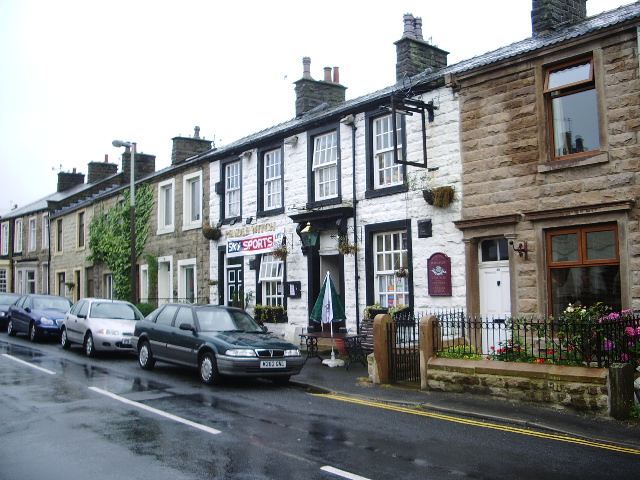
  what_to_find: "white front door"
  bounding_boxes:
[478,238,511,355]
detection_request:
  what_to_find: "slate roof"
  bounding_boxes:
[190,2,640,162]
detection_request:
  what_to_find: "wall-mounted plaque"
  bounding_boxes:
[428,252,452,296]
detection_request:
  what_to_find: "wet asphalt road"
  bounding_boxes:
[1,334,638,480]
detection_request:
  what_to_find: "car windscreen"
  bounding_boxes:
[33,297,72,311]
[91,302,140,320]
[195,309,263,332]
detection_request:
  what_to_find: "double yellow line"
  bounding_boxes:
[315,393,640,455]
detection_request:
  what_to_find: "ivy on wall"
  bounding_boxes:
[88,184,154,302]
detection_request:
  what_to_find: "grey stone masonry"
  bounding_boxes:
[122,151,156,181]
[87,160,118,183]
[57,170,85,192]
[531,0,587,36]
[171,134,213,165]
[294,58,346,117]
[395,37,449,81]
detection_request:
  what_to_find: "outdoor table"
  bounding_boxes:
[299,331,367,370]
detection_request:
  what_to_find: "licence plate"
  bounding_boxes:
[260,360,286,369]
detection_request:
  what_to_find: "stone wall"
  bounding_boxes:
[427,357,609,413]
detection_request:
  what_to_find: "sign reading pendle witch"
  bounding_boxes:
[227,229,284,258]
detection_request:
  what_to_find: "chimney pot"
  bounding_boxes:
[403,13,415,38]
[104,154,108,163]
[302,57,312,79]
[324,67,332,82]
[333,67,340,84]
[414,17,423,40]
[194,126,200,139]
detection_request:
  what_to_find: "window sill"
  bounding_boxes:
[156,227,175,236]
[538,151,608,173]
[364,184,408,199]
[306,197,342,210]
[257,208,285,218]
[182,222,202,232]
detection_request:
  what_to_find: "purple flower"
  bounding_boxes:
[626,327,637,337]
[621,353,629,362]
[604,339,615,351]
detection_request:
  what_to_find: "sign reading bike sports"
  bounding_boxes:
[227,230,284,257]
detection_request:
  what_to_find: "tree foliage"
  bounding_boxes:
[88,184,154,301]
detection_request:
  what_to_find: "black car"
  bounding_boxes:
[0,293,21,330]
[7,294,73,341]
[132,304,304,385]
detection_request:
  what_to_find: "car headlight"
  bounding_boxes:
[98,329,120,335]
[40,317,55,326]
[225,349,257,357]
[284,349,301,357]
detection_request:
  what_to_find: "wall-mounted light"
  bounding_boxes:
[216,221,223,228]
[510,240,528,260]
[284,135,298,146]
[296,222,319,255]
[246,216,253,225]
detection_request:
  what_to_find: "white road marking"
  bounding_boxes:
[88,387,221,435]
[320,466,371,480]
[1,353,56,375]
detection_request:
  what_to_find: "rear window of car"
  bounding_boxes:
[91,302,139,320]
[0,295,20,306]
[33,297,72,311]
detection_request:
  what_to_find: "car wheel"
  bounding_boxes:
[61,328,71,349]
[138,341,155,370]
[199,352,221,385]
[84,332,96,357]
[273,375,291,386]
[7,319,16,337]
[29,323,39,342]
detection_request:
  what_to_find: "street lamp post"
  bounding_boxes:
[112,140,137,304]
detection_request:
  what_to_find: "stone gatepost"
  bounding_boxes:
[419,315,440,390]
[372,313,393,385]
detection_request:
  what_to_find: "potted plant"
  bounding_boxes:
[389,305,412,320]
[253,304,287,324]
[64,281,75,291]
[202,223,222,241]
[363,303,388,320]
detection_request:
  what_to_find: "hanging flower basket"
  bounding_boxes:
[423,186,455,208]
[272,244,289,261]
[337,235,359,255]
[395,266,409,278]
[202,224,222,241]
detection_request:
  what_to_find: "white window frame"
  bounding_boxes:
[264,149,282,210]
[14,219,22,253]
[183,171,203,230]
[28,217,37,252]
[373,114,403,189]
[140,264,149,303]
[259,254,284,306]
[42,214,49,248]
[312,131,338,201]
[373,230,409,308]
[178,258,197,303]
[225,161,241,218]
[157,179,175,234]
[1,222,9,255]
[41,263,49,294]
[104,273,114,300]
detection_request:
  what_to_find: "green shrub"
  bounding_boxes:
[253,304,287,323]
[436,345,484,360]
[136,302,156,317]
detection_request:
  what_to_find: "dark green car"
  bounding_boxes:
[132,303,304,385]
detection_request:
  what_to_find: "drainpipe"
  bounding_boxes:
[351,119,360,333]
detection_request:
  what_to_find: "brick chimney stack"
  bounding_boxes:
[121,148,156,181]
[294,57,347,117]
[395,13,448,81]
[57,169,85,192]
[531,0,587,36]
[171,126,214,165]
[87,156,118,183]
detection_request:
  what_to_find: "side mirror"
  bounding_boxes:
[262,325,269,333]
[78,313,87,319]
[179,323,195,331]
[25,307,31,313]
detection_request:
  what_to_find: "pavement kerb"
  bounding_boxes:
[290,378,640,449]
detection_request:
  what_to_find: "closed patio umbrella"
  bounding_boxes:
[310,272,346,367]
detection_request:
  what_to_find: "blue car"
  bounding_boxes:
[0,293,21,330]
[7,294,73,342]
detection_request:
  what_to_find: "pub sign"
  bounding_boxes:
[428,252,452,296]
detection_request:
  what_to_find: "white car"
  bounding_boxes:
[61,298,143,357]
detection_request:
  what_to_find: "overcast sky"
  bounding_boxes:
[0,0,628,214]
